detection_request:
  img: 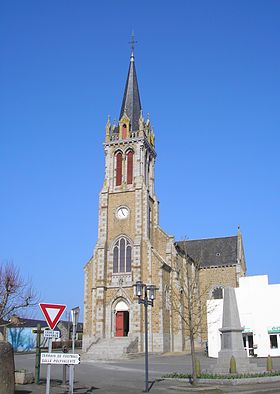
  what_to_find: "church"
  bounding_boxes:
[82,46,246,358]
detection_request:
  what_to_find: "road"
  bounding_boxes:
[14,352,280,393]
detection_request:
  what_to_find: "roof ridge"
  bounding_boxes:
[177,235,237,242]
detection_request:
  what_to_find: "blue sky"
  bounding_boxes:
[1,1,279,319]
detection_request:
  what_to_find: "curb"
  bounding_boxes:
[164,375,280,385]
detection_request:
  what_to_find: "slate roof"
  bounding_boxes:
[176,236,238,268]
[7,318,48,328]
[119,52,142,132]
[59,320,83,332]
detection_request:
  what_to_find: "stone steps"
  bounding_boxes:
[82,337,138,360]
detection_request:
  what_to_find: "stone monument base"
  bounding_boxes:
[210,287,265,375]
[210,349,264,374]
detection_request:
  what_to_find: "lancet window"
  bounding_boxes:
[126,150,134,184]
[113,237,132,273]
[115,151,122,186]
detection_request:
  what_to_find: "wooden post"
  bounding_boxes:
[34,324,43,384]
[62,345,69,387]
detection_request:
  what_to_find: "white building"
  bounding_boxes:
[207,275,280,358]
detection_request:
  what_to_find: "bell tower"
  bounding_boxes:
[83,42,178,356]
[104,49,156,195]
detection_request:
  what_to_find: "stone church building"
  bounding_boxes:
[83,48,246,358]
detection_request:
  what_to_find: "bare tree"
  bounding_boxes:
[0,261,38,324]
[173,241,214,384]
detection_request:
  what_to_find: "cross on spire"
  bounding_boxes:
[129,31,137,56]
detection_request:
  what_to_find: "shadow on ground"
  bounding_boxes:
[15,391,32,394]
[74,386,99,393]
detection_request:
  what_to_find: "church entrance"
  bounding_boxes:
[114,300,129,337]
[116,311,129,336]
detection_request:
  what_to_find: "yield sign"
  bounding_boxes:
[39,303,66,330]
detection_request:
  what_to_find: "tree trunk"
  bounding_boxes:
[187,264,197,385]
[189,326,197,384]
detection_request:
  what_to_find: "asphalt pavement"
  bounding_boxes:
[14,352,280,394]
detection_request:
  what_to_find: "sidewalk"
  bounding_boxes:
[15,381,95,394]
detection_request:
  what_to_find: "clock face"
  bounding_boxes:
[116,206,129,220]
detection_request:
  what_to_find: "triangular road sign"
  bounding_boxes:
[39,303,66,330]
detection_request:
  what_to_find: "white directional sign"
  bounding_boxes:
[43,330,60,339]
[41,353,80,365]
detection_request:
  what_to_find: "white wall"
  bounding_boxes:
[207,275,280,358]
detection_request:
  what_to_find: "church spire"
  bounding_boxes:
[119,34,142,132]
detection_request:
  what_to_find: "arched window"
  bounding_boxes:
[116,152,122,186]
[127,150,134,184]
[212,287,223,299]
[113,237,132,273]
[122,124,127,139]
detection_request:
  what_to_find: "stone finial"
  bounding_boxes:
[237,224,241,236]
[146,112,150,126]
[105,115,111,141]
[150,129,155,146]
[139,110,144,132]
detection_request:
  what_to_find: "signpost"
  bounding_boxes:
[39,303,66,394]
[33,324,43,384]
[39,303,66,330]
[43,330,60,339]
[41,353,80,365]
[69,306,80,394]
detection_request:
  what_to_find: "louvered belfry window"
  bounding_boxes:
[116,152,122,186]
[127,151,133,184]
[122,124,127,139]
[113,238,132,273]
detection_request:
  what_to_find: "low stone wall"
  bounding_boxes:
[15,370,34,385]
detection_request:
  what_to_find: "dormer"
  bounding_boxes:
[119,112,130,140]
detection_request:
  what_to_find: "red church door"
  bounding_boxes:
[115,311,129,336]
[116,311,125,336]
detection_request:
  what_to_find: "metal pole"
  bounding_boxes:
[72,322,75,354]
[69,322,76,394]
[68,366,72,393]
[46,337,52,394]
[144,289,149,392]
[62,364,67,386]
